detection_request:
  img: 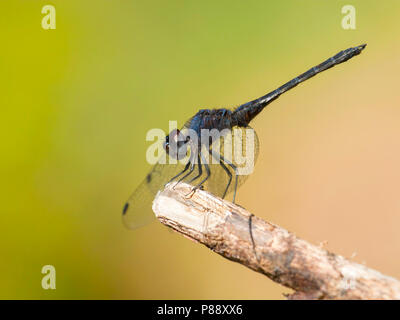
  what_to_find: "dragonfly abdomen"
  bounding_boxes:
[232,44,366,126]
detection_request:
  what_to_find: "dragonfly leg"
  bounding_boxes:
[192,153,210,192]
[209,149,232,199]
[166,160,191,186]
[219,161,232,199]
[219,154,238,203]
[188,154,203,183]
[166,148,197,187]
[174,159,196,186]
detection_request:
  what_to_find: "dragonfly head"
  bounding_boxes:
[163,129,190,160]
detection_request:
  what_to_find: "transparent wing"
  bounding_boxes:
[122,159,189,229]
[198,125,259,199]
[122,124,195,230]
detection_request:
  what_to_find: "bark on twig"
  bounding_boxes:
[152,183,400,300]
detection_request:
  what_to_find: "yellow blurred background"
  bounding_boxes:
[1,0,400,299]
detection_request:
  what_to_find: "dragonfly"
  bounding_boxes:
[123,44,366,229]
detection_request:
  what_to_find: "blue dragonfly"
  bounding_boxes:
[123,44,366,229]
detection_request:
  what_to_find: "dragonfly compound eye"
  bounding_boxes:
[162,136,170,153]
[163,129,189,160]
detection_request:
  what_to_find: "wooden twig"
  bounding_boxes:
[152,183,400,300]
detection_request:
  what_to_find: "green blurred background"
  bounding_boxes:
[1,0,400,299]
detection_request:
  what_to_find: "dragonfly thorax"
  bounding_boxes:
[188,108,237,133]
